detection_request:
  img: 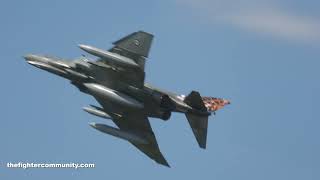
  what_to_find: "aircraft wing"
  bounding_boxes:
[109,31,153,67]
[113,112,170,167]
[96,31,153,88]
[94,98,170,167]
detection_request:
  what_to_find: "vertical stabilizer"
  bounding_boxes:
[184,91,209,149]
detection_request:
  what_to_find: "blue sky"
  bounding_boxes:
[1,0,319,179]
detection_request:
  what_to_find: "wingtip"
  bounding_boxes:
[156,157,171,168]
[199,141,207,149]
[199,144,207,149]
[159,161,171,168]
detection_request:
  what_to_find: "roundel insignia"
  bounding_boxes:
[133,39,140,46]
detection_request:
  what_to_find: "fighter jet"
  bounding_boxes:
[24,31,230,167]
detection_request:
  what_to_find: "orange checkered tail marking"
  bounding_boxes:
[202,97,230,112]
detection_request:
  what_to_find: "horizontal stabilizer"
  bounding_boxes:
[185,113,209,149]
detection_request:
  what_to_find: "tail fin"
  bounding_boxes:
[183,91,207,111]
[184,91,209,149]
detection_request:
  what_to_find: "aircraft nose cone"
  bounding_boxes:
[24,54,50,69]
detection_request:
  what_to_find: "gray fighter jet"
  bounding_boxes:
[24,31,230,167]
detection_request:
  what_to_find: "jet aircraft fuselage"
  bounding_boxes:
[25,31,230,167]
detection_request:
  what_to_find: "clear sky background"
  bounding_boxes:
[1,0,319,179]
